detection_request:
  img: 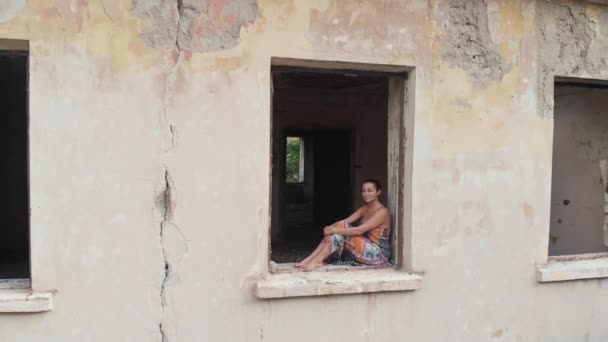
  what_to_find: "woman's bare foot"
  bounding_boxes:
[295,237,331,268]
[295,254,315,268]
[302,261,323,272]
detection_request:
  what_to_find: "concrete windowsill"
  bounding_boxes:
[0,279,53,313]
[537,252,608,282]
[256,268,422,299]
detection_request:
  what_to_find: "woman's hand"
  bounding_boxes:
[323,226,334,235]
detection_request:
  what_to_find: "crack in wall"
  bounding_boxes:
[156,1,187,341]
[157,169,180,342]
[133,0,258,52]
[157,170,171,342]
[156,167,189,342]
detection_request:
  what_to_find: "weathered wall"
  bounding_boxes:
[537,0,608,116]
[0,0,607,341]
[550,86,608,256]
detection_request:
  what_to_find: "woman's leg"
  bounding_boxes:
[302,236,333,271]
[295,237,330,267]
[344,236,387,265]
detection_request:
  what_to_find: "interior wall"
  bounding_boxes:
[271,72,388,241]
[283,135,314,204]
[282,135,315,239]
[549,85,608,255]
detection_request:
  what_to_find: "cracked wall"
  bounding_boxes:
[133,0,259,52]
[156,170,188,341]
[1,0,608,341]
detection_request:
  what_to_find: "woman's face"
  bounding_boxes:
[361,182,381,203]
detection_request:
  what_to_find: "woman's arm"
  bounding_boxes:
[328,208,388,236]
[342,206,365,225]
[323,206,364,230]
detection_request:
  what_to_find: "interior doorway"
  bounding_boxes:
[282,130,353,249]
[312,131,352,228]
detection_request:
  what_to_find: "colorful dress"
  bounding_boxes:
[328,220,391,265]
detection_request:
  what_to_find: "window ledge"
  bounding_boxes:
[0,289,53,313]
[255,268,422,299]
[0,280,53,313]
[537,253,608,282]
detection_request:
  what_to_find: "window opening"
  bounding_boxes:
[0,44,29,279]
[549,78,608,256]
[286,136,304,183]
[270,60,410,269]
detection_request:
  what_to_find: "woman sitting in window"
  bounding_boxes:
[295,178,391,271]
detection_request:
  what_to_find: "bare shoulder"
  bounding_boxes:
[378,207,390,217]
[370,206,390,218]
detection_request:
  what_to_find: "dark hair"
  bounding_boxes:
[362,178,382,191]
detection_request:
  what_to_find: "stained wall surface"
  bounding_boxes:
[0,0,608,341]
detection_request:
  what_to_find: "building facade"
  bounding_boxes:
[1,0,608,341]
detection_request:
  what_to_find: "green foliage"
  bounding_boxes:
[286,137,302,183]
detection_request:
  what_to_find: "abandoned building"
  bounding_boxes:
[1,0,608,340]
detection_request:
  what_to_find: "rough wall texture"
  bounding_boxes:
[537,0,608,116]
[133,0,258,52]
[179,0,258,52]
[132,0,179,49]
[440,0,507,88]
[0,0,607,341]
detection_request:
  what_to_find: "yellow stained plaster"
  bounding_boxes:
[71,0,167,73]
[489,0,525,63]
[3,0,420,76]
[421,1,548,160]
[586,2,605,19]
[0,0,549,165]
[427,59,546,158]
[0,0,168,74]
[181,0,315,74]
[184,0,421,74]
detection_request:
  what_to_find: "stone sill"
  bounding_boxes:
[0,279,53,313]
[256,268,422,299]
[537,252,608,282]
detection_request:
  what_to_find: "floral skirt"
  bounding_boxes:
[328,222,390,265]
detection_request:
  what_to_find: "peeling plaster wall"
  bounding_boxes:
[133,0,258,52]
[537,0,608,117]
[439,0,508,88]
[0,0,607,341]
